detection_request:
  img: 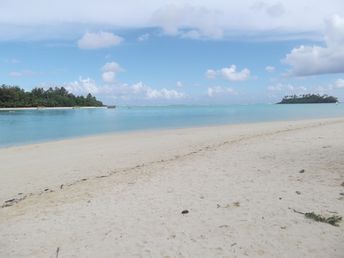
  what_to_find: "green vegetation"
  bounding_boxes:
[305,212,342,226]
[278,94,338,104]
[292,208,342,226]
[0,85,103,107]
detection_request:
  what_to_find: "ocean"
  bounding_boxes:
[1,104,344,147]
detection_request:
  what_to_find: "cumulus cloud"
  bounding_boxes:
[207,86,237,97]
[119,82,185,100]
[221,65,250,81]
[101,62,124,83]
[64,78,185,101]
[64,77,99,95]
[265,66,275,73]
[77,32,123,49]
[206,65,250,81]
[63,60,185,102]
[283,14,344,76]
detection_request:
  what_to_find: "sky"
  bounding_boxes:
[1,0,344,105]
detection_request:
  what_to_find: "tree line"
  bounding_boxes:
[0,85,103,107]
[278,94,338,104]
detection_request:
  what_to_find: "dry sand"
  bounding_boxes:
[0,118,344,257]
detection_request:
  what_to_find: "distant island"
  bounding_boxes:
[278,94,338,104]
[0,85,103,108]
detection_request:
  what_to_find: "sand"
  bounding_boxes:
[0,118,344,257]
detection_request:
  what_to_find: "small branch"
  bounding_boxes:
[290,208,305,215]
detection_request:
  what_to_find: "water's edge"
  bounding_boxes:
[1,104,343,148]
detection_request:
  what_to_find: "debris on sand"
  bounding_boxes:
[181,210,189,214]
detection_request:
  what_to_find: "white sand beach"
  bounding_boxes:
[0,118,344,257]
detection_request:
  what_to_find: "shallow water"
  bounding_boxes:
[1,104,344,147]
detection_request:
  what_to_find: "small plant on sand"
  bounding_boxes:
[304,212,342,227]
[291,208,342,227]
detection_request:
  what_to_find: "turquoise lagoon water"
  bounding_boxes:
[1,104,344,147]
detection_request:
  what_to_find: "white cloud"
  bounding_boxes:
[101,62,124,83]
[267,83,307,93]
[1,1,342,41]
[251,2,285,17]
[265,66,275,73]
[77,32,123,49]
[207,86,237,97]
[207,65,250,81]
[335,79,344,88]
[64,77,99,95]
[221,65,250,81]
[63,62,185,102]
[283,14,344,76]
[176,81,183,88]
[64,78,185,101]
[268,79,344,96]
[101,72,115,84]
[146,88,185,99]
[138,33,150,41]
[114,82,185,100]
[151,4,223,39]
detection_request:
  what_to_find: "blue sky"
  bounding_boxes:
[1,1,344,105]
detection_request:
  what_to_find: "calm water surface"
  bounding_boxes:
[1,104,344,147]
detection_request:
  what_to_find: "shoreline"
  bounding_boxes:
[1,116,344,149]
[1,117,343,202]
[0,106,107,111]
[1,117,343,257]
